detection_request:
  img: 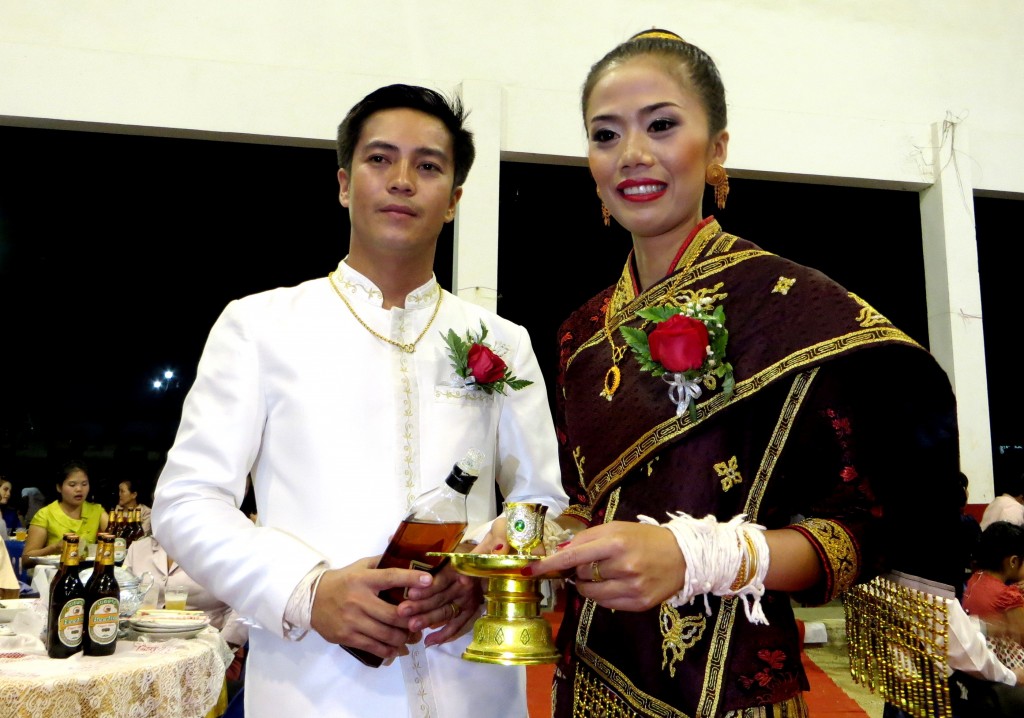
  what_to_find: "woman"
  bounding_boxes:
[531,29,963,716]
[117,478,153,536]
[0,477,20,533]
[24,460,109,557]
[963,522,1024,655]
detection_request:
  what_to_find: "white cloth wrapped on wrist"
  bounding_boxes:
[639,511,770,625]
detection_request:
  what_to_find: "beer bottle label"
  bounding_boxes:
[113,537,126,563]
[88,597,120,644]
[58,599,86,647]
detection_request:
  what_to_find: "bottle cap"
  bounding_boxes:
[446,448,484,494]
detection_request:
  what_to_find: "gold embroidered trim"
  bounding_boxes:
[850,292,891,327]
[709,231,740,255]
[584,323,915,505]
[715,455,743,492]
[697,369,819,717]
[794,518,860,597]
[659,603,706,677]
[772,277,796,295]
[722,694,810,718]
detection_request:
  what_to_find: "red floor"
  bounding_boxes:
[526,612,869,717]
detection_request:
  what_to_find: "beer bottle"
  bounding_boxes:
[46,533,86,658]
[130,506,146,544]
[112,509,127,565]
[343,448,483,667]
[84,533,120,656]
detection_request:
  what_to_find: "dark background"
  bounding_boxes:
[0,125,1018,506]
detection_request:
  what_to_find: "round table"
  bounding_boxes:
[0,629,230,717]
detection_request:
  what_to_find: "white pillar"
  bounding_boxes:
[451,80,502,313]
[919,119,994,502]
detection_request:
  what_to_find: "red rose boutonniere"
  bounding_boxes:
[620,300,735,419]
[441,321,533,395]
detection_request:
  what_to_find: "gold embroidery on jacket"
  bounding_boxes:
[772,277,796,295]
[660,603,706,677]
[715,456,743,492]
[573,446,587,485]
[584,327,916,506]
[794,518,859,598]
[850,292,891,327]
[572,665,639,718]
[697,369,819,717]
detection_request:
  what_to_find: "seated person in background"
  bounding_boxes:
[963,521,1024,672]
[125,533,249,650]
[21,486,46,525]
[957,471,983,597]
[23,460,109,559]
[1,477,21,532]
[0,540,20,599]
[981,473,1024,530]
[117,479,152,535]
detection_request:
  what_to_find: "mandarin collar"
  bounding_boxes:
[332,259,440,311]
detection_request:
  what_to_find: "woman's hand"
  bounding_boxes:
[22,525,59,558]
[526,520,686,612]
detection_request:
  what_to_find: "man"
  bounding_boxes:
[152,85,567,717]
[981,472,1024,530]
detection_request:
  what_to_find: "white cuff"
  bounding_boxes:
[283,563,328,640]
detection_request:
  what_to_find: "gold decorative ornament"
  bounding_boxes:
[430,503,564,665]
[634,29,686,43]
[328,271,442,353]
[596,187,611,227]
[705,163,729,210]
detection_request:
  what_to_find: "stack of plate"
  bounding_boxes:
[128,609,210,639]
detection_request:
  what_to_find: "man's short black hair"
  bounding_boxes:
[336,84,475,190]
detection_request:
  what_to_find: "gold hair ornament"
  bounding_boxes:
[633,29,686,43]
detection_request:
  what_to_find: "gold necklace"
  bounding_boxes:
[600,306,645,401]
[328,271,442,353]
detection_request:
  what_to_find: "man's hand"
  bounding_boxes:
[400,541,483,646]
[310,556,432,661]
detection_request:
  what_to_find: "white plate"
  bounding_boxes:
[0,599,36,623]
[130,620,210,631]
[32,556,60,566]
[131,625,207,640]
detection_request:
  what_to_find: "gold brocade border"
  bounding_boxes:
[566,246,770,373]
[585,325,916,505]
[574,490,693,718]
[697,369,819,717]
[792,518,860,598]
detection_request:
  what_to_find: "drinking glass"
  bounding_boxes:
[164,585,189,610]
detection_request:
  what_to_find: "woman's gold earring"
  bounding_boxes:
[596,187,611,226]
[706,164,729,210]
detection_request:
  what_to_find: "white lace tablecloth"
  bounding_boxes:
[0,627,230,718]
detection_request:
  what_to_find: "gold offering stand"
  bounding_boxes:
[430,502,564,665]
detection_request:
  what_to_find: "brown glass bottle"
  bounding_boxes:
[130,506,146,544]
[112,509,128,565]
[344,449,483,667]
[46,533,86,658]
[84,533,120,656]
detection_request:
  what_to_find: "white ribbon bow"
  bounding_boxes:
[663,372,702,417]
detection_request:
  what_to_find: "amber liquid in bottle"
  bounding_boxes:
[344,449,483,668]
[376,519,467,606]
[84,533,121,656]
[46,534,86,659]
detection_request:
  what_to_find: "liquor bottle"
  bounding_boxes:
[46,533,86,658]
[84,533,120,656]
[344,448,484,667]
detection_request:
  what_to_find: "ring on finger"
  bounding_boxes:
[449,601,462,619]
[591,560,604,583]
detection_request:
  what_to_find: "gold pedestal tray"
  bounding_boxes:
[430,552,568,665]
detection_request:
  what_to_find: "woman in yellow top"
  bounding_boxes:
[24,460,109,557]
